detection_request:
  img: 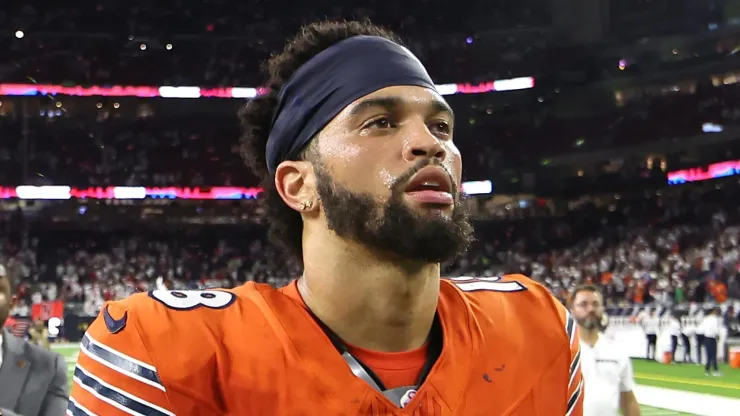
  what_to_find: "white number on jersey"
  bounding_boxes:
[148,289,236,310]
[448,276,527,292]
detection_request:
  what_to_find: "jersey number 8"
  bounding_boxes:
[148,290,236,310]
[448,276,527,292]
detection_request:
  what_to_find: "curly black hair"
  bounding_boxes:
[238,19,403,264]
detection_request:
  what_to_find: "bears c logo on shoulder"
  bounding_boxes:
[103,306,128,334]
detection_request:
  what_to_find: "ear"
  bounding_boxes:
[274,160,318,213]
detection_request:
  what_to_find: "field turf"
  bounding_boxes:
[631,359,740,399]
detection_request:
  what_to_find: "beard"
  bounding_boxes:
[576,314,602,331]
[314,159,474,264]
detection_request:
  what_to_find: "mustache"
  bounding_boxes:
[390,159,459,197]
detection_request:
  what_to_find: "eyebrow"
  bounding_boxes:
[348,96,454,119]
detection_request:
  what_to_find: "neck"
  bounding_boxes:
[300,232,440,353]
[579,327,599,346]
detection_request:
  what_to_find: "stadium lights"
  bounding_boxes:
[140,44,147,51]
[0,76,536,99]
[0,180,493,200]
[166,43,173,50]
[15,30,24,39]
[668,159,740,185]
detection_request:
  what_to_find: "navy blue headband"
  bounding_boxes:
[266,35,437,174]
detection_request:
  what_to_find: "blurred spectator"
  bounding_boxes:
[0,263,68,416]
[28,319,50,349]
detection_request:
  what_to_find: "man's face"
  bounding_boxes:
[0,276,11,326]
[312,85,473,263]
[571,290,604,331]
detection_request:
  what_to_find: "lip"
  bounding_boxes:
[404,166,454,195]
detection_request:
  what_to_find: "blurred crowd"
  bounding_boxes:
[1,0,740,322]
[450,179,740,306]
[0,116,246,187]
[0,1,737,191]
[470,79,740,172]
[4,0,551,39]
[1,0,551,86]
[2,179,740,319]
[0,0,733,88]
[0,75,739,187]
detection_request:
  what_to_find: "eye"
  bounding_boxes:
[363,116,395,130]
[431,121,452,135]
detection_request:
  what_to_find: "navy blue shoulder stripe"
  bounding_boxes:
[73,366,173,416]
[81,333,164,390]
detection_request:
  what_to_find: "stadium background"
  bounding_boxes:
[2,0,740,414]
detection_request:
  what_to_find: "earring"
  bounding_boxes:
[300,200,313,211]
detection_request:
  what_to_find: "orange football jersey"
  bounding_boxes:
[68,274,583,415]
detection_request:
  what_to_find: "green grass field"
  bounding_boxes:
[632,359,740,398]
[631,359,740,415]
[56,344,738,415]
[639,407,695,416]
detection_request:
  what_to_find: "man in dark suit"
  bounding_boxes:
[0,266,69,416]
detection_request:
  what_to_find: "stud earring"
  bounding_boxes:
[300,200,313,211]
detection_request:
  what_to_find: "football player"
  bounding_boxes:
[69,19,583,415]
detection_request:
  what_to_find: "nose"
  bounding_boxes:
[401,122,447,163]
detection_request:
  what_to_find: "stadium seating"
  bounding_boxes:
[1,0,739,335]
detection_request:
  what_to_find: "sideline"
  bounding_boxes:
[634,385,740,416]
[634,372,740,390]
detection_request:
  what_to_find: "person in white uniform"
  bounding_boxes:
[694,314,705,365]
[699,307,722,376]
[640,309,659,360]
[666,311,681,363]
[569,285,641,416]
[679,318,694,363]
